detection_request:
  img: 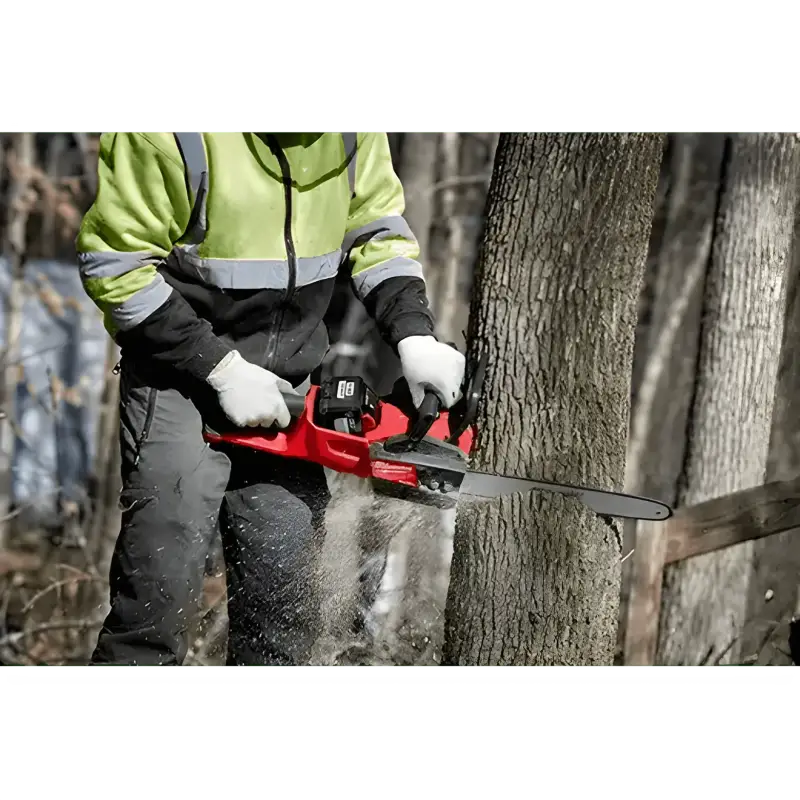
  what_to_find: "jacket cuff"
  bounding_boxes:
[385,314,436,347]
[179,334,233,382]
[362,276,435,349]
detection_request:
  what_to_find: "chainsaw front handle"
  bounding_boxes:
[408,391,442,444]
[404,341,475,446]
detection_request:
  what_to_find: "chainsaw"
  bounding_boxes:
[203,353,672,521]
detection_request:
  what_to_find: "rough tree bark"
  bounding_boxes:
[443,133,664,665]
[740,202,800,665]
[657,134,799,666]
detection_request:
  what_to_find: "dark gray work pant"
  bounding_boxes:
[91,359,330,666]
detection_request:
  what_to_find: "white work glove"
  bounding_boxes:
[206,350,295,429]
[398,335,466,409]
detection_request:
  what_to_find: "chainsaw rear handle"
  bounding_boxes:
[204,391,304,438]
[281,391,307,419]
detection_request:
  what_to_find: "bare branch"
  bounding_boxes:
[405,173,492,203]
[0,618,103,649]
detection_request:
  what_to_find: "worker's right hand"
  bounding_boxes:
[206,350,295,429]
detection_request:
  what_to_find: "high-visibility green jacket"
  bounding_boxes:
[76,132,434,382]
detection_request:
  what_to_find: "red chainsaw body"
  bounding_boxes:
[203,385,475,488]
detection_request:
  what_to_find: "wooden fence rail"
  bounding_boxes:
[624,475,800,665]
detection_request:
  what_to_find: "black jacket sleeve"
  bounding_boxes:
[116,290,232,382]
[362,276,436,349]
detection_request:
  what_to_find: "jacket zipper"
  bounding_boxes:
[264,135,299,371]
[133,388,158,468]
[115,358,157,468]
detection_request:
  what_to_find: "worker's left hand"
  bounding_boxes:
[398,335,465,408]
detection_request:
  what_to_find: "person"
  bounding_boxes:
[77,132,465,665]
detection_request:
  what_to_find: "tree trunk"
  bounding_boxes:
[398,133,438,265]
[436,133,497,347]
[387,133,403,167]
[620,133,726,663]
[630,138,671,390]
[617,138,672,659]
[443,133,664,665]
[624,134,725,502]
[740,203,800,665]
[42,134,68,259]
[73,132,98,197]
[657,133,799,666]
[435,132,463,344]
[86,340,121,564]
[0,132,35,549]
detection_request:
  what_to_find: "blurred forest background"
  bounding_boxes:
[1,132,798,666]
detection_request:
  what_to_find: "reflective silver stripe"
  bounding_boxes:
[352,256,424,300]
[174,132,208,245]
[342,215,416,254]
[342,133,357,196]
[77,250,161,279]
[109,273,173,331]
[175,247,342,290]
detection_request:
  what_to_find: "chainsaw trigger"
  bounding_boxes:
[361,412,378,433]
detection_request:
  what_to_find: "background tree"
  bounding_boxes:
[620,133,725,662]
[0,132,34,549]
[444,132,664,665]
[656,133,799,665]
[742,215,800,665]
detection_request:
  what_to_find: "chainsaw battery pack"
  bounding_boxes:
[315,377,380,434]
